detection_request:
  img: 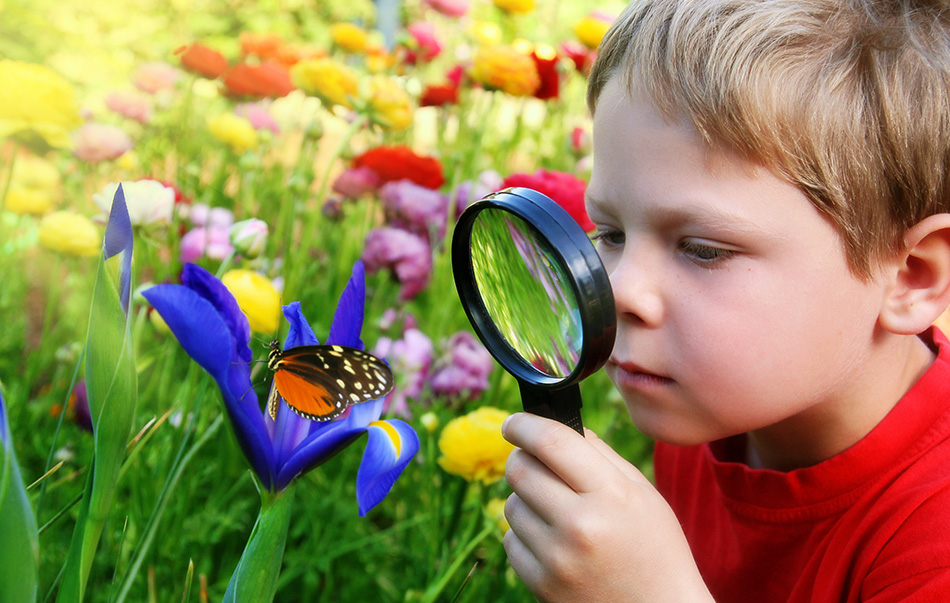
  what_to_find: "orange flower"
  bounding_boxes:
[240,32,285,61]
[223,61,294,98]
[291,58,359,108]
[470,45,540,96]
[176,43,229,79]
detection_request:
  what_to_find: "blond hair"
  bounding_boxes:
[588,0,950,278]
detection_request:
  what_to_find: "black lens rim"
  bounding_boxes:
[452,187,616,388]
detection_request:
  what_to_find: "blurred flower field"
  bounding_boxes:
[0,0,653,600]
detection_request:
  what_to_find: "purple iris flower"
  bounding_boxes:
[142,261,418,514]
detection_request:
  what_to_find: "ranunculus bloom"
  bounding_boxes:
[493,0,535,14]
[423,0,468,17]
[373,327,434,417]
[362,227,433,301]
[180,225,233,263]
[574,11,614,50]
[331,23,370,53]
[72,123,133,163]
[132,61,180,94]
[502,169,593,231]
[223,62,294,99]
[207,113,258,152]
[437,407,514,484]
[234,101,280,134]
[470,45,540,97]
[430,331,494,399]
[530,44,560,101]
[560,41,596,75]
[365,75,413,131]
[332,166,381,199]
[176,43,229,79]
[403,22,443,64]
[5,153,61,215]
[229,218,268,258]
[105,91,153,124]
[92,180,175,225]
[291,58,359,109]
[220,269,281,334]
[420,82,459,107]
[379,179,447,238]
[354,146,445,189]
[38,211,100,256]
[0,60,82,150]
[451,169,503,218]
[240,32,286,62]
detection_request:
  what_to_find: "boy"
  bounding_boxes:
[502,0,950,601]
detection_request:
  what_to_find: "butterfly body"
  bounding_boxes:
[266,341,394,422]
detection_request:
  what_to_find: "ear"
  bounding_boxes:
[879,213,950,335]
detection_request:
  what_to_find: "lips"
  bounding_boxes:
[607,358,674,388]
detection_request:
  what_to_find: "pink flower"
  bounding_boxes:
[235,101,280,134]
[423,0,469,17]
[133,62,181,94]
[105,91,153,124]
[374,328,434,417]
[451,169,503,218]
[379,179,447,238]
[362,227,432,301]
[430,331,494,399]
[72,123,133,162]
[404,22,443,64]
[180,225,234,263]
[332,166,381,199]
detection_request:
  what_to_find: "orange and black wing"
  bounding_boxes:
[272,345,394,422]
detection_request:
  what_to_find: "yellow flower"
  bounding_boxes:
[38,211,100,257]
[4,153,61,215]
[485,498,511,533]
[207,113,258,153]
[470,45,540,97]
[220,269,280,334]
[573,12,614,50]
[331,23,370,53]
[469,21,502,46]
[438,407,514,484]
[493,0,535,14]
[0,60,82,149]
[364,75,413,131]
[291,58,359,109]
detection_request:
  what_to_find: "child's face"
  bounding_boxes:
[587,77,890,447]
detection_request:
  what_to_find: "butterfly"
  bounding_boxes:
[266,341,395,422]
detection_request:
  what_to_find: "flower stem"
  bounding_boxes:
[419,522,494,603]
[0,142,17,214]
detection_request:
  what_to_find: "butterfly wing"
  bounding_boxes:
[273,345,394,422]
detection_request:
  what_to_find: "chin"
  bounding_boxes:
[624,404,721,448]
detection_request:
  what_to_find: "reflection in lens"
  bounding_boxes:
[470,208,582,378]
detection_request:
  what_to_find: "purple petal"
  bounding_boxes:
[282,302,320,348]
[327,261,365,348]
[103,184,133,313]
[356,419,419,516]
[0,389,7,446]
[273,302,319,465]
[181,263,252,364]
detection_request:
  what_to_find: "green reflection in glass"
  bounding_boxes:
[470,208,582,378]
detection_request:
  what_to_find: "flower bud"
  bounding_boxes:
[229,218,268,258]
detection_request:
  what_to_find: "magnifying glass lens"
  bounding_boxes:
[470,208,583,379]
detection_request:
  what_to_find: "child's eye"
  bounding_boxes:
[679,239,736,266]
[591,228,625,248]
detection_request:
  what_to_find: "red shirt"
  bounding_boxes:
[655,328,950,602]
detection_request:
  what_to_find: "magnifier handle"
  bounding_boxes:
[518,381,585,436]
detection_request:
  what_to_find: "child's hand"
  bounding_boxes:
[503,412,714,603]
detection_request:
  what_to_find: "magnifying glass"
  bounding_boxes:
[452,187,616,436]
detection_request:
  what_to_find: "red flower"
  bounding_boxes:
[354,146,445,189]
[501,169,593,231]
[223,61,294,98]
[420,82,459,107]
[531,47,560,101]
[176,43,229,79]
[559,41,596,76]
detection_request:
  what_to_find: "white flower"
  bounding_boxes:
[93,179,175,225]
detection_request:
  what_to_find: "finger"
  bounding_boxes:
[506,448,575,524]
[503,523,544,592]
[584,428,652,486]
[503,412,624,494]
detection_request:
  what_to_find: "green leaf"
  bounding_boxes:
[58,188,136,603]
[223,487,296,603]
[0,393,39,602]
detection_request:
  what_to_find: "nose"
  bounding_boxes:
[606,245,665,328]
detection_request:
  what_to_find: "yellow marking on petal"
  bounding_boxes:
[370,420,401,456]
